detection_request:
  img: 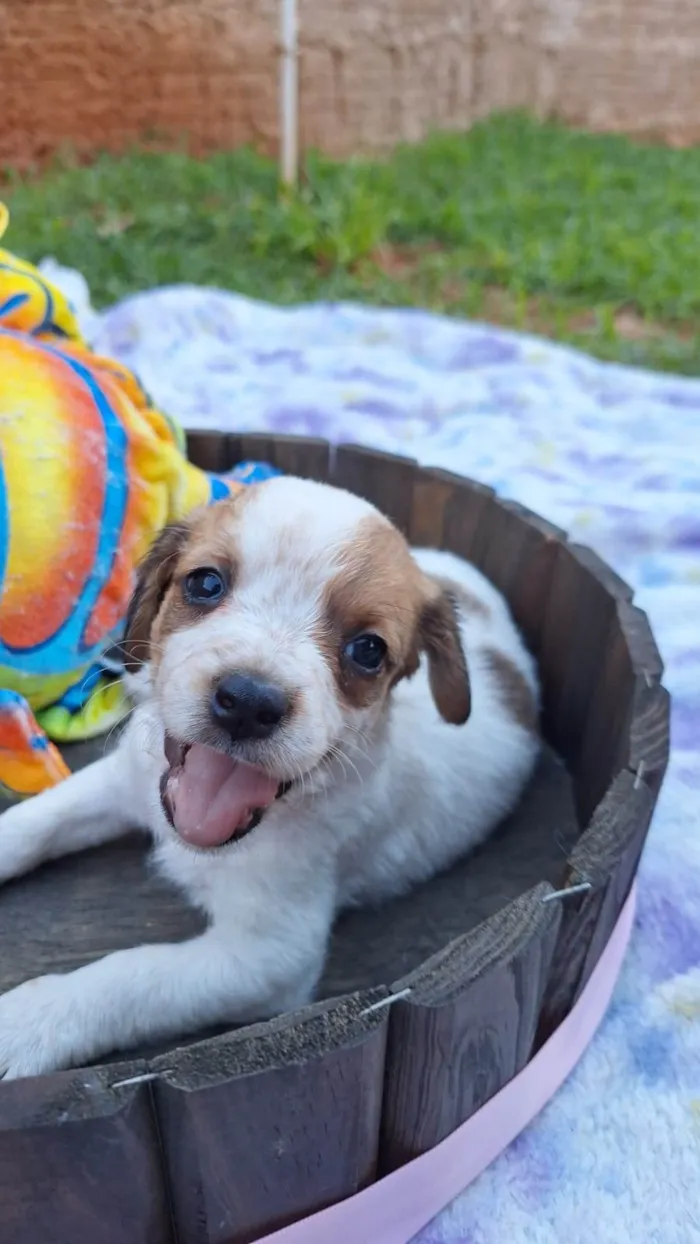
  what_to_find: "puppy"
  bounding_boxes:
[0,476,539,1078]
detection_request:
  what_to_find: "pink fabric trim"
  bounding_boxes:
[258,883,637,1244]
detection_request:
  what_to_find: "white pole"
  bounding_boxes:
[279,0,299,187]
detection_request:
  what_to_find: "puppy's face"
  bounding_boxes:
[125,477,470,849]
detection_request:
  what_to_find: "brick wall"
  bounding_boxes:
[0,0,698,165]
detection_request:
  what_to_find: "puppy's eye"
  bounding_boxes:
[183,567,227,606]
[344,633,387,673]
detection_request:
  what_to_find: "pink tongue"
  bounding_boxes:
[169,744,279,847]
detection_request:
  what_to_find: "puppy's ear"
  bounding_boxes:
[418,584,471,725]
[123,522,191,666]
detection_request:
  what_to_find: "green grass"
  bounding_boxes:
[4,112,700,372]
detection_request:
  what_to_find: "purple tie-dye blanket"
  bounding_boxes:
[45,262,700,1244]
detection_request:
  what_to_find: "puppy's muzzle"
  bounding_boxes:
[211,673,289,742]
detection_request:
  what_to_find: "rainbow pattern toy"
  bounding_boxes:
[0,204,276,797]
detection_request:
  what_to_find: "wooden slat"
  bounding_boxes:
[186,430,233,472]
[537,542,629,767]
[0,1065,171,1244]
[332,444,416,532]
[538,770,654,1042]
[378,883,561,1173]
[187,432,330,483]
[575,601,669,821]
[230,432,331,480]
[441,476,495,567]
[263,434,330,481]
[153,993,388,1244]
[574,602,638,823]
[229,433,275,468]
[478,499,565,658]
[628,681,670,795]
[409,467,464,547]
[616,603,668,793]
[568,544,634,603]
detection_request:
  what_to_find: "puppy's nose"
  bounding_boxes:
[211,673,289,741]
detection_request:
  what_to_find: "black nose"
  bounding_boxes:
[211,673,289,741]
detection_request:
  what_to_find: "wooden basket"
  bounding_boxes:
[0,435,669,1244]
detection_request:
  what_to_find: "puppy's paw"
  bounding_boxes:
[0,798,51,885]
[0,975,86,1078]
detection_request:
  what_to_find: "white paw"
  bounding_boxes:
[0,974,88,1079]
[0,800,47,884]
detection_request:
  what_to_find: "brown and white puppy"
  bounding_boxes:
[0,476,539,1077]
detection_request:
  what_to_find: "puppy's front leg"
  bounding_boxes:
[0,746,140,884]
[0,922,326,1079]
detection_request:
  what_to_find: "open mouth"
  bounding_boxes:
[160,733,293,850]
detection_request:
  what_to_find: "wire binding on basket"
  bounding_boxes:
[359,988,413,1016]
[541,882,593,904]
[634,759,647,790]
[111,1070,172,1089]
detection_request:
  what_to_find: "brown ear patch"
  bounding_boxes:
[123,521,192,666]
[419,589,471,725]
[123,497,247,666]
[483,646,539,733]
[318,515,428,711]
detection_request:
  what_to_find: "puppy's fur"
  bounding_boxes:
[0,477,539,1078]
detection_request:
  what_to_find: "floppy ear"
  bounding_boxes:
[418,585,471,725]
[123,522,191,667]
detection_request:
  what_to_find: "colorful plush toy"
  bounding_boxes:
[0,204,276,797]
